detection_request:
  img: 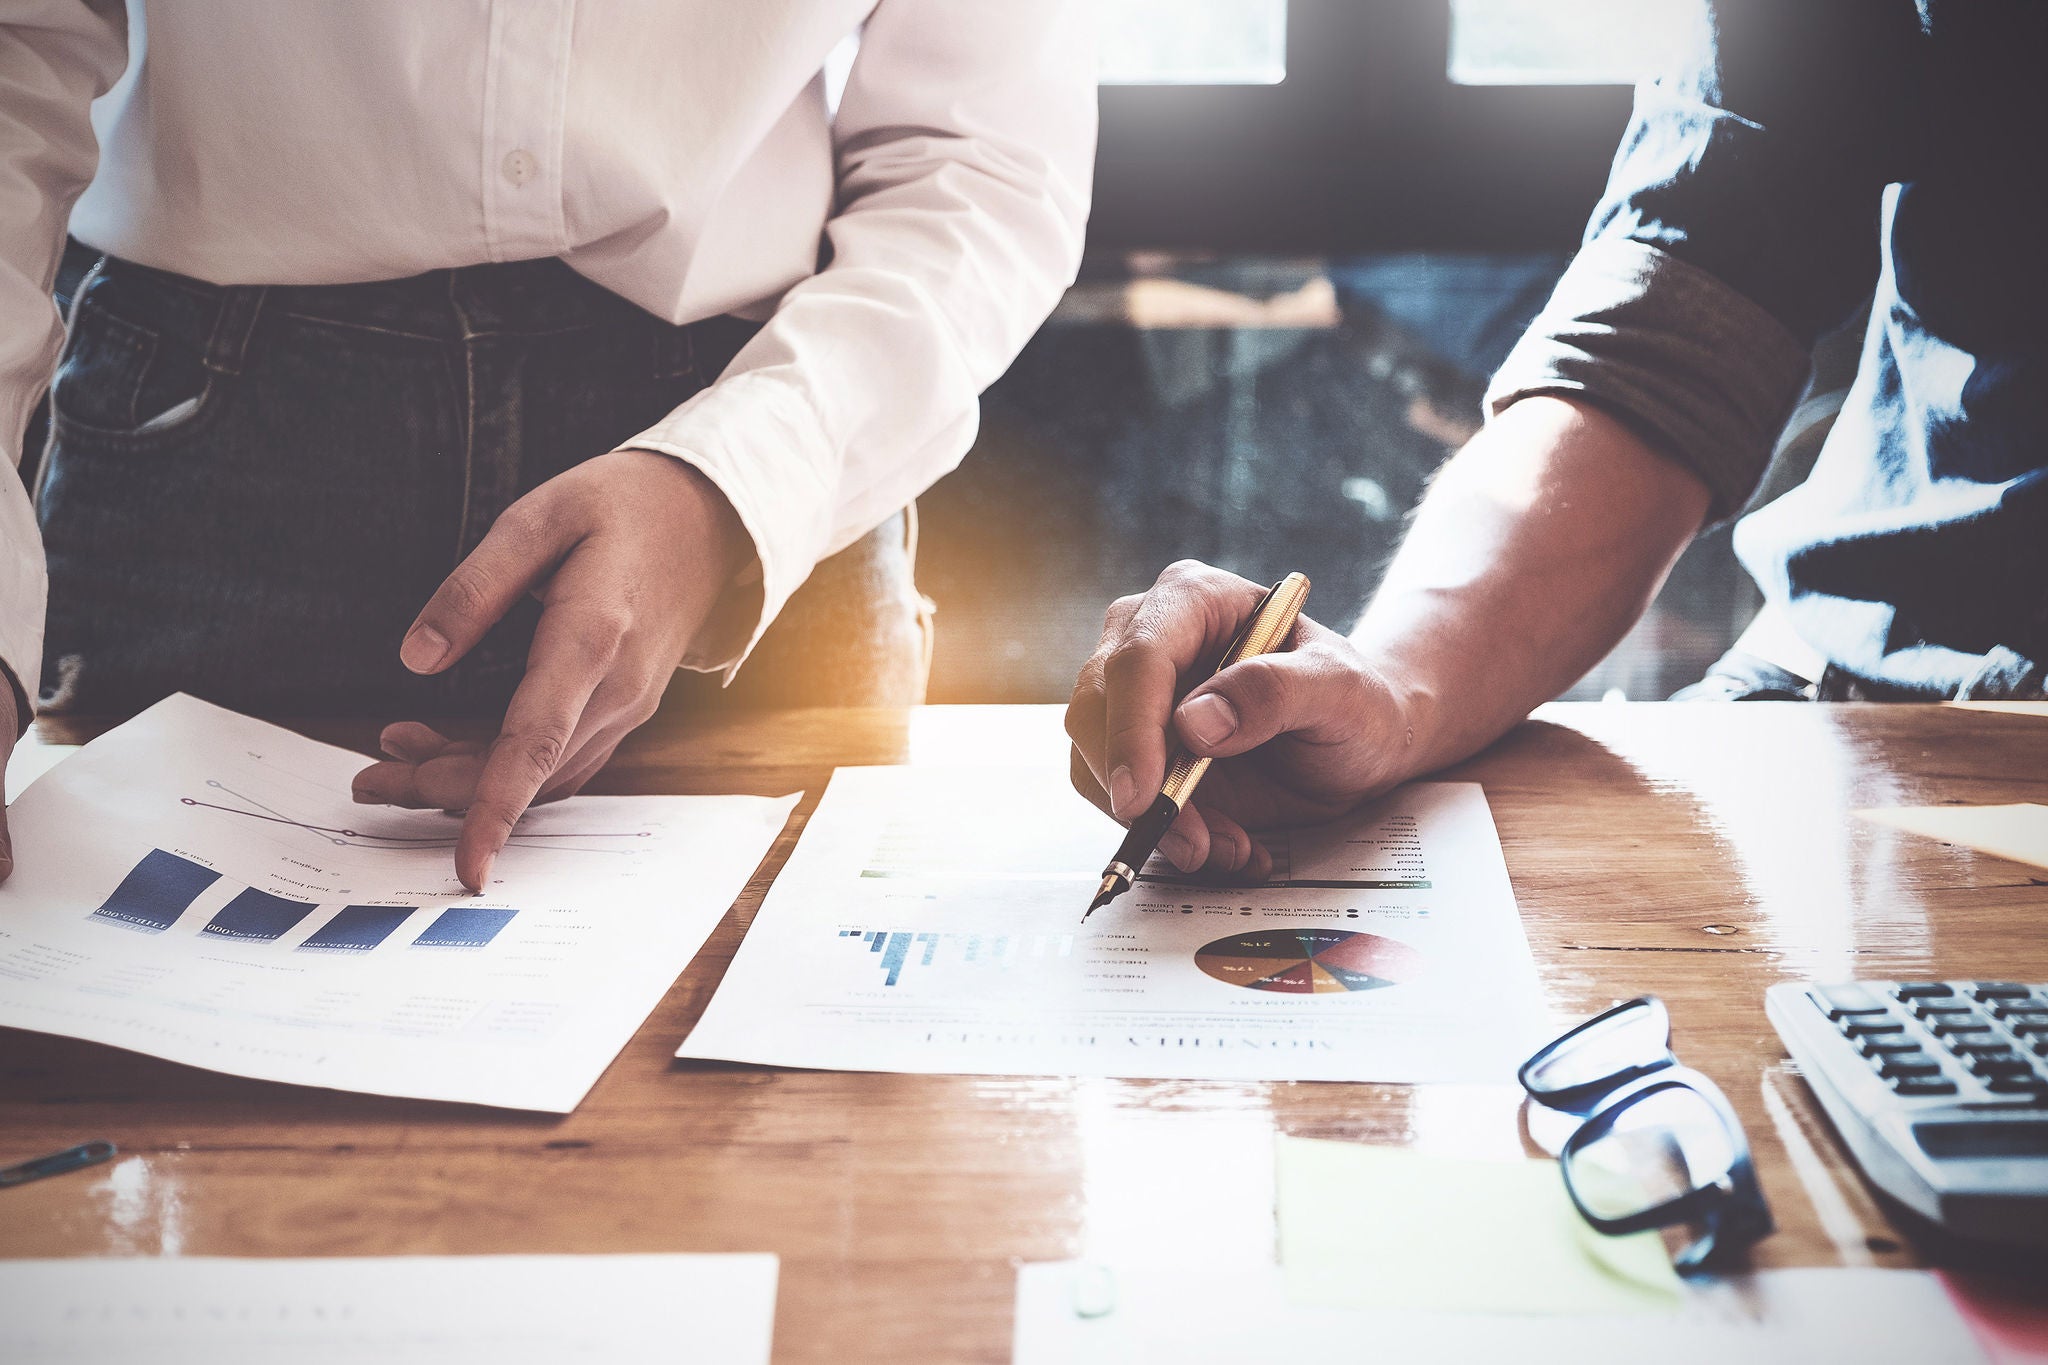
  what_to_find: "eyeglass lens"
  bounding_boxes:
[1524,999,1667,1096]
[1567,1086,1738,1222]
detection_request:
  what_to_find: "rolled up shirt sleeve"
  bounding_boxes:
[0,0,128,726]
[1485,0,1920,521]
[619,0,1096,676]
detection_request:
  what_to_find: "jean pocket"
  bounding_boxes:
[53,295,221,449]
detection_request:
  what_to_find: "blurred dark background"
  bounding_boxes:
[915,0,1841,705]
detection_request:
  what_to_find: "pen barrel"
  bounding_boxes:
[1158,572,1308,812]
[1109,792,1183,883]
[1160,752,1212,807]
[1219,571,1311,670]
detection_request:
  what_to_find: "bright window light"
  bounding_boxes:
[1449,0,1698,86]
[1098,0,1288,86]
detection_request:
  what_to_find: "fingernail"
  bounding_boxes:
[1109,765,1137,819]
[1157,828,1197,872]
[1178,694,1239,748]
[400,625,449,674]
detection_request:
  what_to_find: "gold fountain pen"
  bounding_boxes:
[1084,572,1311,920]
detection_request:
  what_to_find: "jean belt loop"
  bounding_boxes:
[203,284,269,378]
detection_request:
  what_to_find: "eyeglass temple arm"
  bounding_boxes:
[1674,1159,1776,1273]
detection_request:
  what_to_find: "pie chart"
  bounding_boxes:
[1195,928,1421,994]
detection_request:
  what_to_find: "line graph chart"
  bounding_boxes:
[182,780,658,854]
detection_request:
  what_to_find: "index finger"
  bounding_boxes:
[453,611,613,890]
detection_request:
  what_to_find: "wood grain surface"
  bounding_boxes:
[3,701,2046,1360]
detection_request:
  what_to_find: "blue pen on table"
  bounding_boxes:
[0,1141,117,1189]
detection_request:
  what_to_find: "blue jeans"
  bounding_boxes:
[37,243,930,715]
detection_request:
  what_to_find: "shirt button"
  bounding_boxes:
[501,149,538,187]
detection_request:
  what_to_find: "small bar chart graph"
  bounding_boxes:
[84,848,519,955]
[89,849,221,933]
[298,905,416,954]
[839,928,1074,987]
[201,888,318,942]
[412,907,518,950]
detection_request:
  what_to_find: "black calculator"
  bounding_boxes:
[1766,979,2048,1246]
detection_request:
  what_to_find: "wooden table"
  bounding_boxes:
[3,701,2046,1360]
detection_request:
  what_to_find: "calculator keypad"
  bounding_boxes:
[1812,982,2048,1103]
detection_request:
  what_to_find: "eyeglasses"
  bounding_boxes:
[1518,996,1775,1272]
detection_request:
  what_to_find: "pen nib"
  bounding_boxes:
[1083,873,1122,922]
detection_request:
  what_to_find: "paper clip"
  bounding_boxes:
[0,1140,117,1189]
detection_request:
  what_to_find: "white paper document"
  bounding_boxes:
[0,1254,778,1365]
[0,694,794,1111]
[1012,1262,1989,1365]
[678,766,1545,1082]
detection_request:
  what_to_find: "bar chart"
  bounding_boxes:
[298,906,417,954]
[201,888,318,942]
[838,928,1075,987]
[83,848,519,955]
[89,849,221,933]
[412,907,518,950]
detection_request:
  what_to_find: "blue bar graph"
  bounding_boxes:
[412,906,517,949]
[298,905,415,954]
[201,888,318,942]
[90,850,221,933]
[840,928,1072,986]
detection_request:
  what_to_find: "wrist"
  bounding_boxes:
[629,449,751,583]
[1358,654,1441,786]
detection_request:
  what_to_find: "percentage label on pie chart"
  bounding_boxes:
[1195,928,1421,994]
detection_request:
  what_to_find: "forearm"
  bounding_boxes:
[616,5,1092,680]
[1352,395,1711,777]
[0,2,128,720]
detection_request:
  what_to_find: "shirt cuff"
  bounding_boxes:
[613,370,834,682]
[1483,238,1814,522]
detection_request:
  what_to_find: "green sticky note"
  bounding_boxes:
[1276,1135,1684,1316]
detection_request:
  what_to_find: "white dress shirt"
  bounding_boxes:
[0,0,1095,704]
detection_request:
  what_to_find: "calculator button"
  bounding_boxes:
[1861,1037,1923,1056]
[1970,1057,2035,1078]
[1952,1042,2020,1060]
[1915,1001,1976,1018]
[1893,982,1954,999]
[1844,1020,1906,1036]
[1880,1057,1943,1079]
[1816,985,1893,1018]
[1983,1076,2048,1096]
[2000,1013,2048,1029]
[1893,1077,1959,1096]
[1930,1018,1994,1038]
[1971,984,2033,1001]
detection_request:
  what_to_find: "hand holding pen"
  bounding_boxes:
[1081,571,1311,917]
[1065,562,1424,909]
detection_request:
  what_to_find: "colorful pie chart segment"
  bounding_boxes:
[1194,928,1421,994]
